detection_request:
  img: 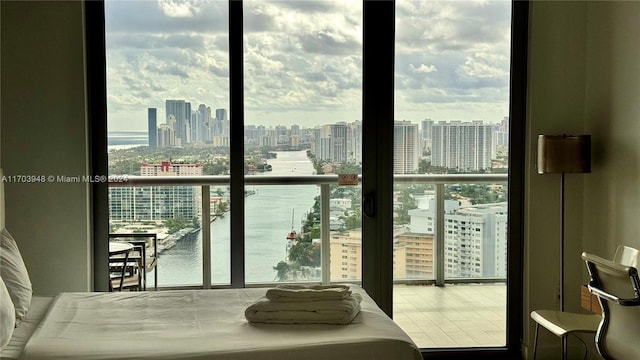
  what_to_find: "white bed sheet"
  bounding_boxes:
[0,296,53,360]
[21,287,422,360]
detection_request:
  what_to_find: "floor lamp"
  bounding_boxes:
[537,134,591,312]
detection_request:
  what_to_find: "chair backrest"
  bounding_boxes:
[613,245,640,268]
[582,252,640,360]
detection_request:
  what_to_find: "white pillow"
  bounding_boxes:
[0,228,32,322]
[0,276,16,350]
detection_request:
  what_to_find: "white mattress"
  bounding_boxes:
[20,287,422,360]
[0,296,54,360]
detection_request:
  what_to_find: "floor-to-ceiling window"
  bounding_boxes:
[92,0,526,356]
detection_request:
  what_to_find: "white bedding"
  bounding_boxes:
[0,296,53,360]
[20,287,422,360]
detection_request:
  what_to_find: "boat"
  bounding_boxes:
[286,209,296,241]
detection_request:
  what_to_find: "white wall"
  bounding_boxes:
[0,1,91,295]
[582,2,640,257]
[525,0,640,358]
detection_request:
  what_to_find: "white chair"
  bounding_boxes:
[613,245,639,268]
[530,245,639,359]
[583,252,640,359]
[530,310,601,360]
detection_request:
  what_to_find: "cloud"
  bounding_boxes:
[410,64,438,74]
[157,0,201,18]
[105,0,511,130]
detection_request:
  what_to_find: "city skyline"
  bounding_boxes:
[105,0,512,131]
[114,103,509,133]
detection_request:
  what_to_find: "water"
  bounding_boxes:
[107,131,147,143]
[155,150,318,286]
[107,131,148,150]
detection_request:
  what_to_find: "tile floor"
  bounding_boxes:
[393,283,507,348]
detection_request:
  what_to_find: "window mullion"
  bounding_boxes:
[229,0,245,288]
[361,0,395,316]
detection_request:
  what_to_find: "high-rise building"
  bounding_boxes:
[140,161,203,176]
[315,123,348,163]
[444,203,507,278]
[495,116,509,147]
[394,232,434,279]
[349,121,362,164]
[290,124,300,136]
[109,161,202,222]
[148,108,157,148]
[330,123,348,163]
[421,119,434,139]
[431,120,494,172]
[407,198,507,278]
[421,119,434,152]
[197,104,211,142]
[156,124,174,147]
[215,108,227,137]
[393,121,420,174]
[329,230,362,281]
[165,100,188,144]
[190,111,199,143]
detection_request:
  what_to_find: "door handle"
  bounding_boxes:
[362,192,376,218]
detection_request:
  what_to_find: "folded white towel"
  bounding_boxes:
[245,293,362,325]
[266,284,352,302]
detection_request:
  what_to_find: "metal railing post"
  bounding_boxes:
[321,184,331,285]
[202,185,211,288]
[435,183,445,287]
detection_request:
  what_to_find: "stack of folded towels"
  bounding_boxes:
[244,284,362,325]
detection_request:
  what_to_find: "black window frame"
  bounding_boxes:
[85,0,528,357]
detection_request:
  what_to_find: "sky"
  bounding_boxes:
[104,0,512,131]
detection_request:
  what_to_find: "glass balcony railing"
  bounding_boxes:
[109,173,508,289]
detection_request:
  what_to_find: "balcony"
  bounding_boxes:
[109,173,508,347]
[394,283,506,348]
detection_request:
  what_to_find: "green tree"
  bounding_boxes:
[164,218,188,234]
[343,212,361,230]
[288,241,320,267]
[273,261,291,281]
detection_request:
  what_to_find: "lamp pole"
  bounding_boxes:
[560,172,565,312]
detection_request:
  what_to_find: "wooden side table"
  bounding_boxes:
[581,285,602,314]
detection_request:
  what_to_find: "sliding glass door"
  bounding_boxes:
[391,0,518,351]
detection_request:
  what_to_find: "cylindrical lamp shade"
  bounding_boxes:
[537,135,591,174]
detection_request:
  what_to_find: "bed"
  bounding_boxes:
[16,287,422,360]
[0,169,422,360]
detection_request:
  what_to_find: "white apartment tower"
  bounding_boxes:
[109,162,202,222]
[431,120,494,172]
[156,124,174,147]
[407,199,507,278]
[443,203,508,278]
[393,121,420,174]
[349,121,362,164]
[315,123,348,163]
